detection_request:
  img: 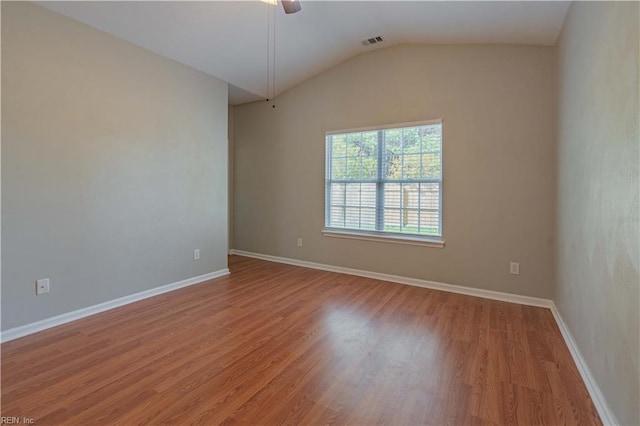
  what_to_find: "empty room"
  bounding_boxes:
[1,0,638,425]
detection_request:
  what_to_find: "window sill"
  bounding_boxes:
[322,229,445,248]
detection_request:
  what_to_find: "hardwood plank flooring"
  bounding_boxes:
[1,255,601,425]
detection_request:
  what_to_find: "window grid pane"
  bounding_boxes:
[326,122,442,237]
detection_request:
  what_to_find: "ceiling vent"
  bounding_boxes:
[362,36,384,46]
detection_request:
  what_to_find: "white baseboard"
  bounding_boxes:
[229,249,552,308]
[550,303,618,425]
[230,249,617,425]
[0,268,229,343]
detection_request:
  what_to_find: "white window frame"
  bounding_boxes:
[323,119,444,248]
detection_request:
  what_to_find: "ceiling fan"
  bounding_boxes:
[270,0,301,14]
[262,0,300,107]
[281,0,301,14]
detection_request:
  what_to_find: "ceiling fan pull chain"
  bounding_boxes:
[266,1,270,102]
[272,2,276,109]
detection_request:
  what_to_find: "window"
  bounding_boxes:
[324,120,442,245]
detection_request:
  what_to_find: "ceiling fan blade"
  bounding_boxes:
[281,0,301,14]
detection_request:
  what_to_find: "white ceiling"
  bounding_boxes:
[38,1,571,105]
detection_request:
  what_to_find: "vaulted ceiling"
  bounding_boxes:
[39,1,571,105]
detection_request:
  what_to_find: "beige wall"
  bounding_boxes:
[228,105,235,250]
[556,2,640,425]
[234,44,556,298]
[1,2,228,330]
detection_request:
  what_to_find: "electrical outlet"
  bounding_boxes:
[36,278,50,295]
[194,249,200,260]
[509,262,520,275]
[297,238,303,247]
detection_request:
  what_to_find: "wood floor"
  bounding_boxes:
[2,255,600,425]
